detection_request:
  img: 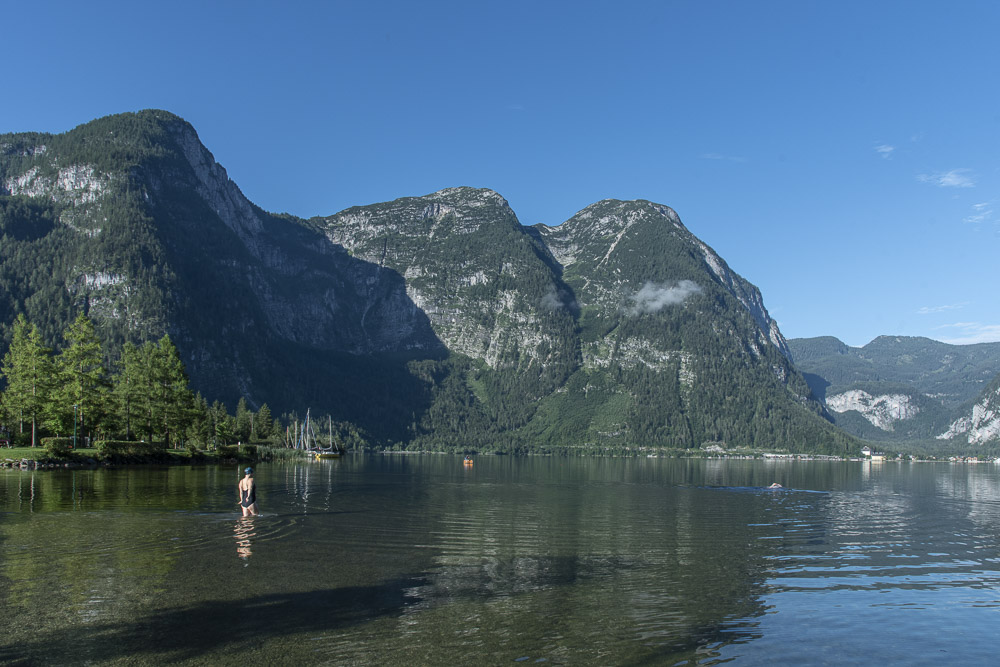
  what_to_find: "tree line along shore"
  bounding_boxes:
[0,312,315,461]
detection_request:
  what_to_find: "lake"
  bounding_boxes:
[2,455,999,665]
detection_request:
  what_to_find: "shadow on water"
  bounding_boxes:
[0,577,427,664]
[0,549,773,665]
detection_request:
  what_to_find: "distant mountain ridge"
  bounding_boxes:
[1,110,859,452]
[937,373,1000,445]
[788,336,1000,447]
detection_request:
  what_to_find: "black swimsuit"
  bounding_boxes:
[240,481,256,508]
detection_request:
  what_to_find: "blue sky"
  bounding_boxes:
[3,1,998,347]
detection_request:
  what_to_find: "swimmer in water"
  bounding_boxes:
[768,482,783,489]
[238,467,258,516]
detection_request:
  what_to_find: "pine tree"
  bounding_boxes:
[0,315,54,446]
[255,403,273,440]
[151,335,194,448]
[113,342,144,440]
[136,340,159,442]
[114,336,193,445]
[234,397,252,443]
[57,313,109,446]
[209,401,230,447]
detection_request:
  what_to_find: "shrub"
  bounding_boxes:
[216,444,239,458]
[95,440,168,461]
[42,437,74,458]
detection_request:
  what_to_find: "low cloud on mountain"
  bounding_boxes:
[626,280,702,315]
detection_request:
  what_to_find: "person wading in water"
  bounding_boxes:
[238,467,259,516]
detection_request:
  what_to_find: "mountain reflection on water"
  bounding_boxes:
[1,457,999,665]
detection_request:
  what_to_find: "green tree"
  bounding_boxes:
[113,342,144,440]
[56,313,109,446]
[255,403,273,440]
[149,335,194,448]
[234,397,252,443]
[0,315,54,446]
[215,415,235,445]
[209,400,231,447]
[113,335,194,446]
[184,393,213,448]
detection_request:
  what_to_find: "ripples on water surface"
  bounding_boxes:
[2,457,1000,665]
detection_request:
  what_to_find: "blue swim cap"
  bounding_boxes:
[245,467,253,474]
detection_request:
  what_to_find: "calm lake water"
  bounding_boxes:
[2,456,999,665]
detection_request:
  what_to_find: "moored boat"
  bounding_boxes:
[292,409,345,460]
[313,450,341,459]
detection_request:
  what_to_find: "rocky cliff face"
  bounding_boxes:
[316,187,575,371]
[937,376,1000,445]
[825,390,920,431]
[539,199,790,365]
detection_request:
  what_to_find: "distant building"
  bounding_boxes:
[861,446,885,462]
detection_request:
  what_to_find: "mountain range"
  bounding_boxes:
[788,336,1000,450]
[1,110,993,452]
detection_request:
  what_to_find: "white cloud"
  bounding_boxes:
[963,201,994,224]
[874,144,895,159]
[625,280,702,315]
[701,153,748,163]
[540,285,564,310]
[934,322,1000,345]
[918,302,968,315]
[917,169,976,188]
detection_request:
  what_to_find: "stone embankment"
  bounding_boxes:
[2,458,100,469]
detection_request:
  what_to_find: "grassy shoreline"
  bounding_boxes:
[1,444,303,467]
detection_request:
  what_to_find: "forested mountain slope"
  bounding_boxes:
[1,110,859,453]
